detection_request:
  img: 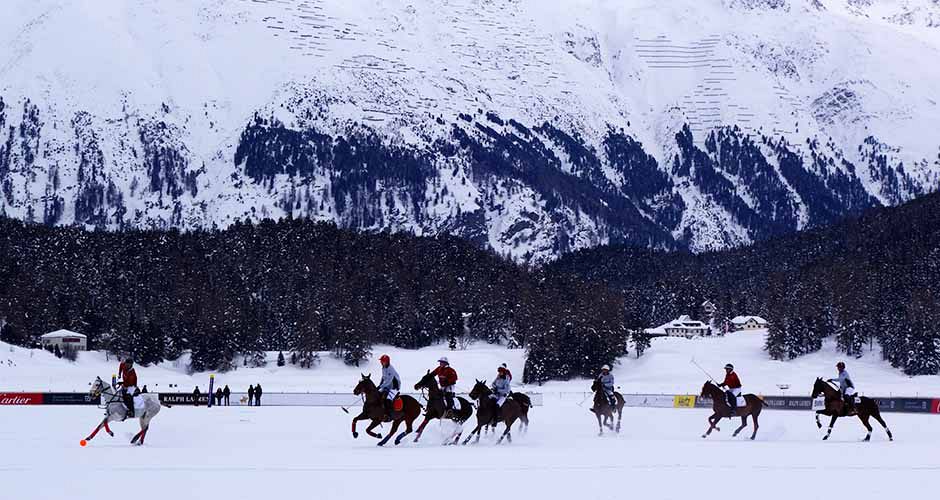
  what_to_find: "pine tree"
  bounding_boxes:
[277,351,286,367]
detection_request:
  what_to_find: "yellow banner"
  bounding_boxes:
[673,395,696,408]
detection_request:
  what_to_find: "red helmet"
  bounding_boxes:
[379,354,390,364]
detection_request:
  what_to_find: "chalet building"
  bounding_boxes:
[645,315,712,338]
[40,329,88,351]
[730,316,769,331]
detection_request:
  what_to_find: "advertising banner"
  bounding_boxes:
[673,395,697,408]
[0,393,44,405]
[42,393,100,405]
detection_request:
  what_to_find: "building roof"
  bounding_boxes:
[730,316,768,325]
[40,329,87,339]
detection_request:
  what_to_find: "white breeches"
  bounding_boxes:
[386,389,399,400]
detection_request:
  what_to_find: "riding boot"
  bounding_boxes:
[123,393,135,419]
[444,393,454,418]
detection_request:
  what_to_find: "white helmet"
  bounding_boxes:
[438,356,449,365]
[601,364,610,371]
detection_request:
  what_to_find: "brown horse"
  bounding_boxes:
[811,378,893,442]
[700,381,765,440]
[351,374,422,446]
[413,370,473,444]
[462,380,529,445]
[590,378,624,436]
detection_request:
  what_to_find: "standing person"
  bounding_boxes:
[828,361,856,413]
[222,385,231,406]
[718,363,742,414]
[215,387,223,407]
[117,358,138,419]
[376,354,401,415]
[141,385,148,394]
[193,386,201,407]
[430,357,458,415]
[248,385,255,406]
[597,365,616,407]
[255,384,263,406]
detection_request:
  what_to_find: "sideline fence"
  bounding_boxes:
[2,391,937,413]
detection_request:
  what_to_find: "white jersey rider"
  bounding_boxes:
[490,363,512,411]
[828,361,856,412]
[377,354,401,413]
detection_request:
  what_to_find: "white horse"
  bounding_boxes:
[85,376,170,446]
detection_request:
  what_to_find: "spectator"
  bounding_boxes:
[141,385,148,394]
[215,387,223,407]
[193,386,201,407]
[248,385,255,406]
[223,385,231,406]
[255,384,263,406]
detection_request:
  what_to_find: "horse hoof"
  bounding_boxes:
[701,434,707,439]
[375,433,382,439]
[352,432,359,439]
[822,436,829,441]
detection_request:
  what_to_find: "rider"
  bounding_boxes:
[598,365,616,407]
[718,363,741,414]
[117,357,138,419]
[828,361,856,413]
[431,356,458,415]
[377,354,401,415]
[490,363,512,419]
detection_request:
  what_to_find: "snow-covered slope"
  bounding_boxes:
[1,0,939,261]
[3,331,938,396]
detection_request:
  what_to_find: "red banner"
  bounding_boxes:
[0,393,43,405]
[931,399,940,414]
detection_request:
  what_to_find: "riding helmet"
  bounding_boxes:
[601,364,610,371]
[438,356,449,365]
[379,354,390,364]
[724,363,734,370]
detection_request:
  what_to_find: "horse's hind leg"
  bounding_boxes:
[858,415,873,442]
[395,417,415,446]
[616,408,623,433]
[871,412,893,441]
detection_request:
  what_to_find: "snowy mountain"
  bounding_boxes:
[1,0,939,261]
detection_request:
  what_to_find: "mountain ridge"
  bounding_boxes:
[1,0,939,261]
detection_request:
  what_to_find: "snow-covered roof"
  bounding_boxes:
[645,315,709,334]
[730,316,768,325]
[41,329,86,339]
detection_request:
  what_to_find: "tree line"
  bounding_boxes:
[0,217,625,382]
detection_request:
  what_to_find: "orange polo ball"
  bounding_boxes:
[80,440,87,447]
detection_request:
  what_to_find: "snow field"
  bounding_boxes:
[1,402,936,500]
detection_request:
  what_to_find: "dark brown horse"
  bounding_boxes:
[700,381,765,440]
[462,380,529,445]
[590,378,624,435]
[351,374,422,446]
[811,378,893,442]
[413,370,473,444]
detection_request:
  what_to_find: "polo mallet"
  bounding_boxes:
[690,357,718,383]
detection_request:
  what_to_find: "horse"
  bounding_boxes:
[699,380,765,440]
[350,374,423,446]
[590,378,624,436]
[413,370,473,444]
[85,376,170,446]
[811,378,892,441]
[462,379,528,445]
